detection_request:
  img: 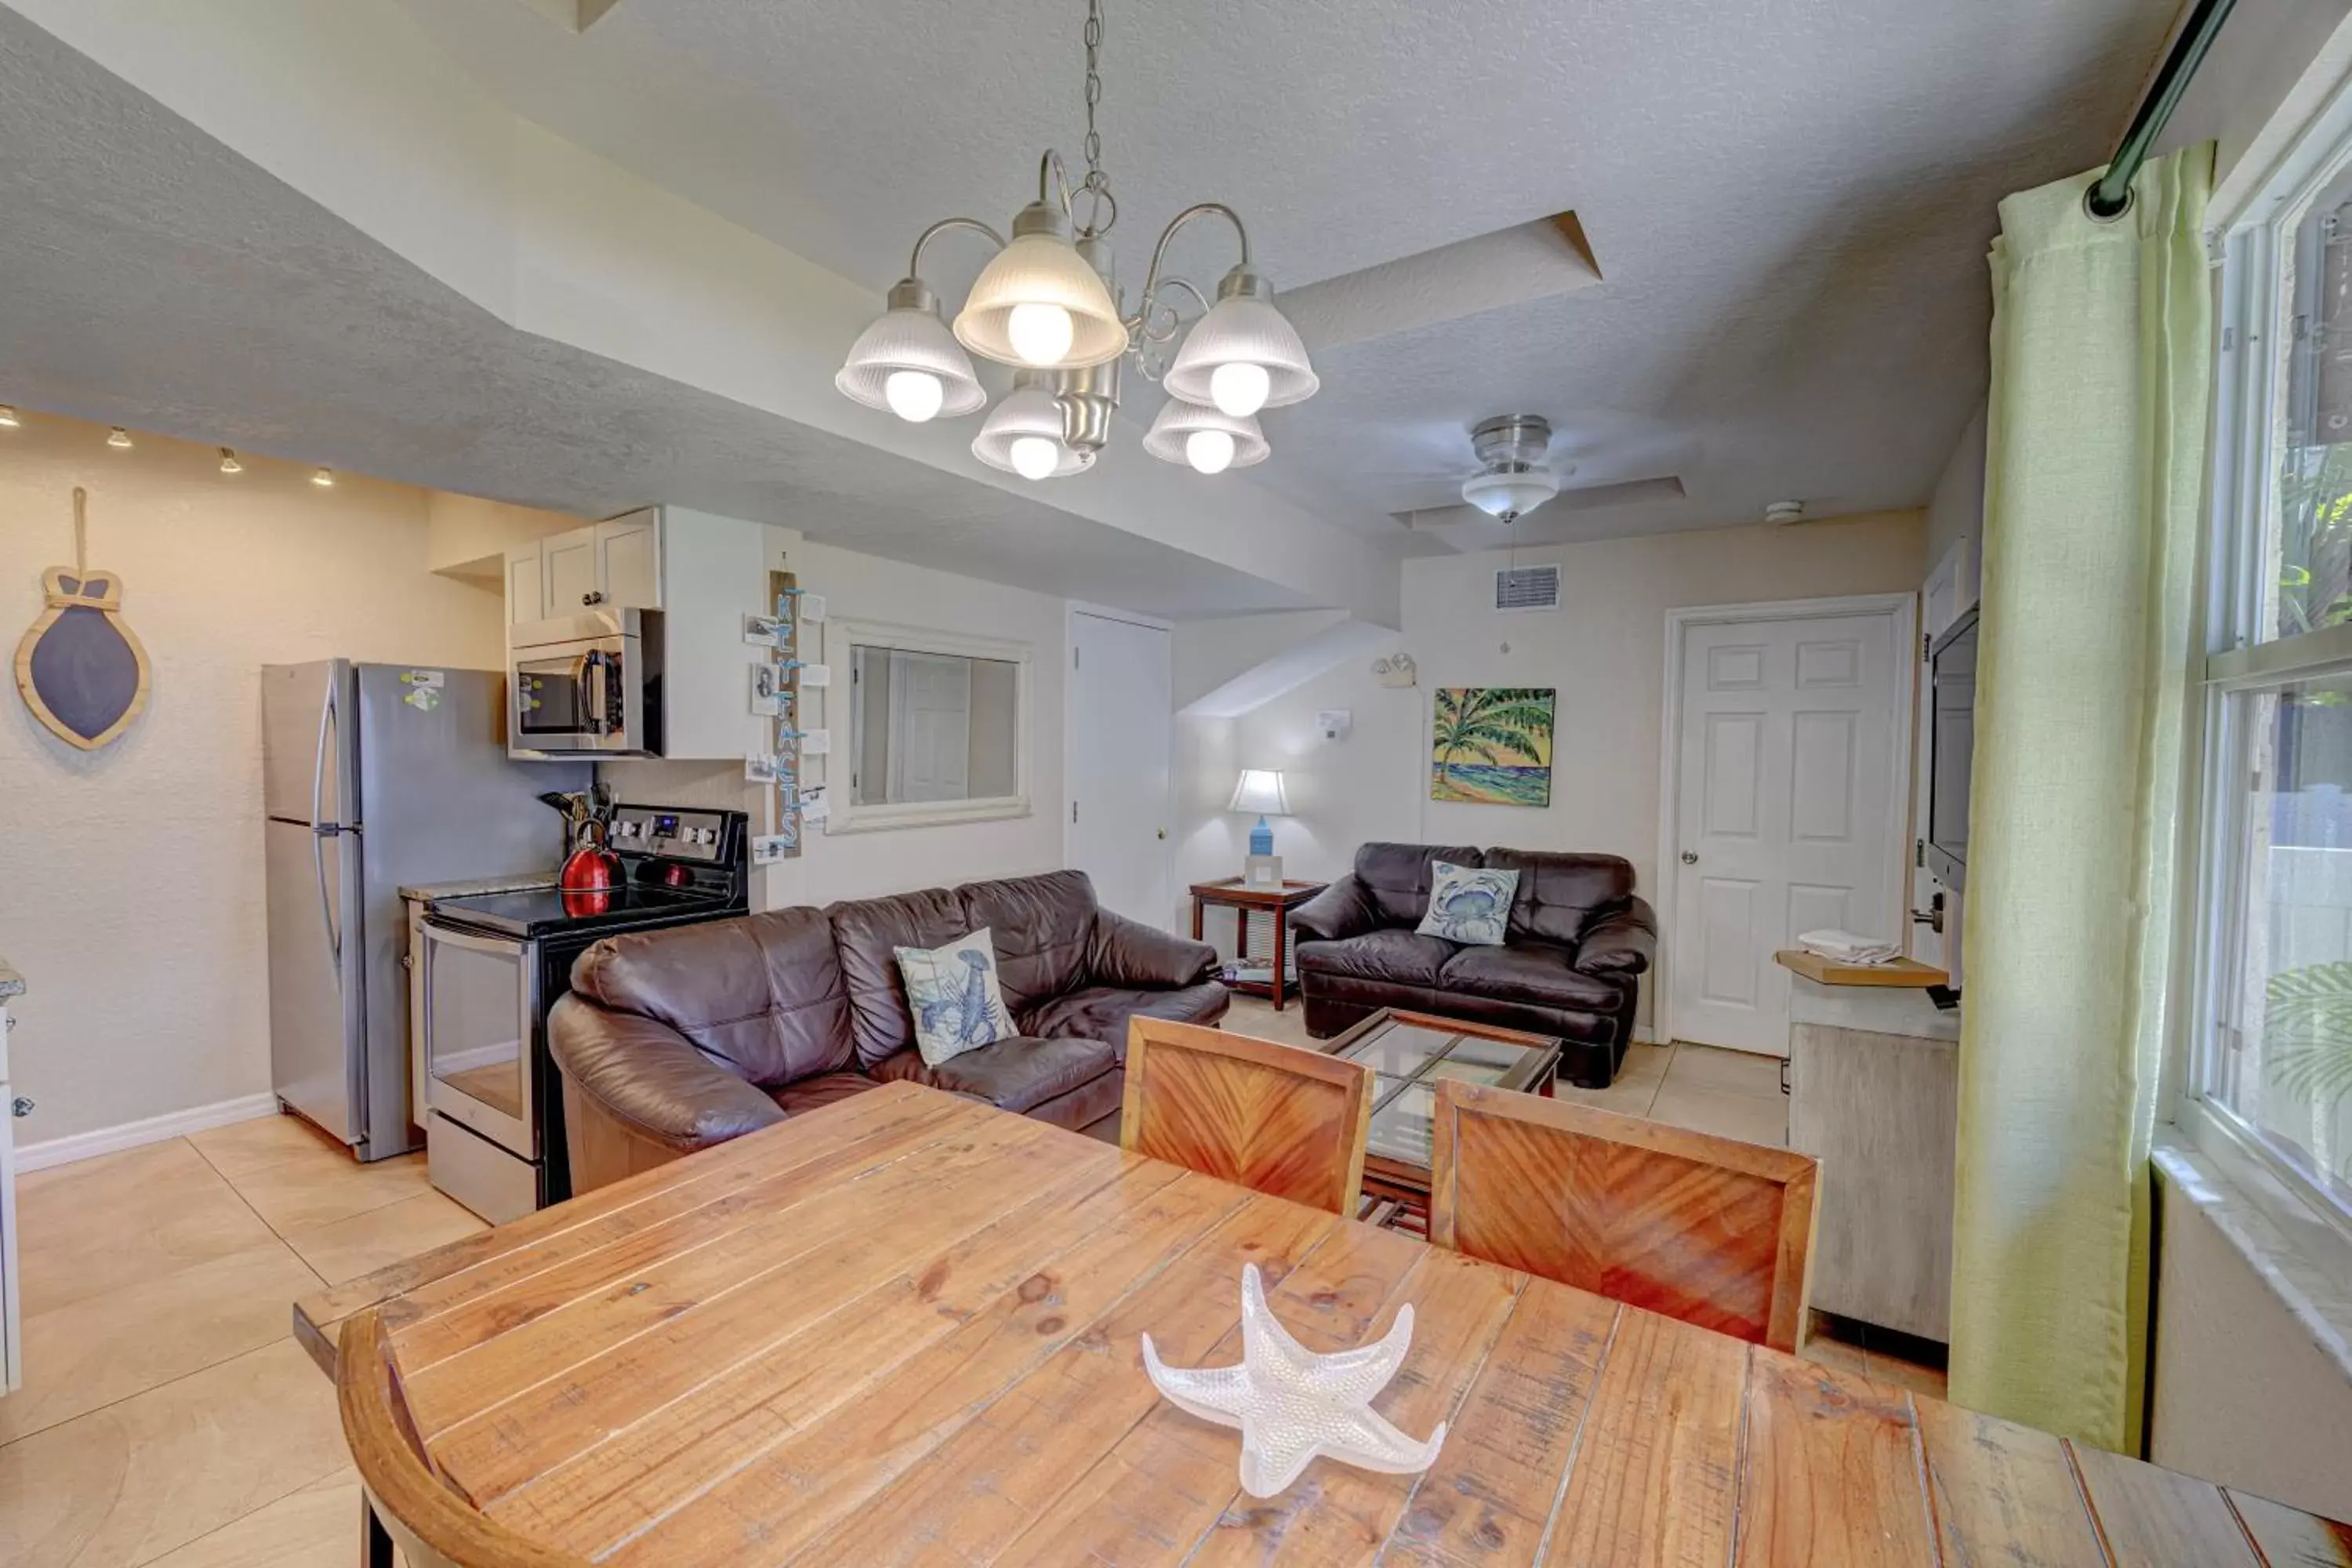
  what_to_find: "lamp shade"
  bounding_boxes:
[1143,397,1269,474]
[954,205,1128,372]
[1164,282,1319,413]
[971,370,1093,478]
[1228,768,1290,815]
[835,281,989,420]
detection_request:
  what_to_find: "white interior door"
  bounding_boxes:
[1667,605,1906,1054]
[887,652,972,803]
[1068,611,1174,928]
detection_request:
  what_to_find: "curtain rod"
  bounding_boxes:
[2087,0,2238,220]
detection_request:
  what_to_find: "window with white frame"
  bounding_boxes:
[2199,96,2352,1222]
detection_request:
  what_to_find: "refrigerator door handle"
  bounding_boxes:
[312,823,341,968]
[311,677,342,966]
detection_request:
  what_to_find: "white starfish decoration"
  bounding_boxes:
[1140,1263,1449,1498]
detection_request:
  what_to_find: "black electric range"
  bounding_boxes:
[418,804,749,1218]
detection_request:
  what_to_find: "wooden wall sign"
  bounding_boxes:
[15,487,150,750]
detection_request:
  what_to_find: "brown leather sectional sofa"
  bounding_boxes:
[547,869,1226,1192]
[1289,842,1656,1087]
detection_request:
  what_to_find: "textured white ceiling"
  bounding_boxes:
[0,9,1315,620]
[390,0,2180,543]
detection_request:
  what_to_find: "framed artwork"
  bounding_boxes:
[1431,687,1555,806]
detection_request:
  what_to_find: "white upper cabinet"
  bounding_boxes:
[595,512,662,609]
[506,510,666,626]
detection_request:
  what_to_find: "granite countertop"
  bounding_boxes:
[0,955,20,1000]
[398,871,561,902]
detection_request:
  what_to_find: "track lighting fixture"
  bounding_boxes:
[0,405,20,428]
[219,448,243,474]
[312,467,336,488]
[107,426,132,449]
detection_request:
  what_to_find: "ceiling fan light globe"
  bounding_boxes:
[883,368,946,423]
[1186,428,1237,474]
[1209,361,1272,418]
[1461,466,1559,520]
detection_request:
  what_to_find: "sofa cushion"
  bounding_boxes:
[1482,849,1639,946]
[1439,942,1626,1011]
[959,870,1099,1014]
[1294,928,1458,987]
[1354,842,1484,927]
[769,1071,881,1116]
[828,886,973,1069]
[868,1035,1118,1112]
[1018,981,1231,1058]
[568,906,855,1086]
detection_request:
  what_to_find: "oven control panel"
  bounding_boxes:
[608,805,731,862]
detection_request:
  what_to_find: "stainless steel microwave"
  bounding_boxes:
[509,609,662,757]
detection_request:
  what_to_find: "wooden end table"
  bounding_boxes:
[1312,1008,1563,1229]
[1189,877,1325,1010]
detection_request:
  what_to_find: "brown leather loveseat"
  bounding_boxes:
[548,869,1225,1192]
[1289,842,1655,1087]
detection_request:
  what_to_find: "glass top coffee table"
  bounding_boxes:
[1313,1009,1563,1227]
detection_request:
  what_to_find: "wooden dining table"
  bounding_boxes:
[294,1080,2350,1566]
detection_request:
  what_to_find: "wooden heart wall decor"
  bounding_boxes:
[15,487,151,750]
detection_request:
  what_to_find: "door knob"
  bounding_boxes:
[1680,851,1698,865]
[583,590,606,606]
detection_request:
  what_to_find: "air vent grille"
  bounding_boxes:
[1495,564,1561,612]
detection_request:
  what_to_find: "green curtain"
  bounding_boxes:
[1951,145,2212,1450]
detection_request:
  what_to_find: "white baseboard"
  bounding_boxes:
[14,1092,281,1173]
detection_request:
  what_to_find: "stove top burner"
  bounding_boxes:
[426,803,750,939]
[431,881,728,936]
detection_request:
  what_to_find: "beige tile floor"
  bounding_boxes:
[0,1115,482,1566]
[2,1009,1930,1565]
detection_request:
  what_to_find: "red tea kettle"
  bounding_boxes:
[559,821,618,916]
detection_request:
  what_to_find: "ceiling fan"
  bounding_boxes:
[1454,414,1566,523]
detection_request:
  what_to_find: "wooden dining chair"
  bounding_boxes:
[339,1309,590,1568]
[1429,1079,1820,1352]
[1121,1017,1375,1214]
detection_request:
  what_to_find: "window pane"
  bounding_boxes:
[2214,678,2352,1198]
[2264,169,2352,642]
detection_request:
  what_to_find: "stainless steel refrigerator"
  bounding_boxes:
[263,662,586,1161]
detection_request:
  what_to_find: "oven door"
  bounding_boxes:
[419,920,538,1158]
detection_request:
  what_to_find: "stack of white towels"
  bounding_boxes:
[1795,929,1900,966]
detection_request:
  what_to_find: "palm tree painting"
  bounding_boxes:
[1431,687,1555,806]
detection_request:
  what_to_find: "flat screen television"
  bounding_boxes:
[1925,607,1977,891]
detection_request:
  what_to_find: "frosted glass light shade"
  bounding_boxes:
[955,212,1127,371]
[836,287,988,419]
[1460,466,1559,519]
[1228,768,1289,815]
[972,374,1091,478]
[1165,293,1318,412]
[1144,397,1268,471]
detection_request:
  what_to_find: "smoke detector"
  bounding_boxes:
[1764,499,1806,525]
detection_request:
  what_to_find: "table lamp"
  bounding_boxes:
[1229,769,1290,884]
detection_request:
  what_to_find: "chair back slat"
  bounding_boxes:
[1122,1018,1374,1214]
[1430,1080,1817,1351]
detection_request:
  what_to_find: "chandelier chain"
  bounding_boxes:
[1078,0,1113,232]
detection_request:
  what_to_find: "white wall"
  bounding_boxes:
[0,412,507,1145]
[1177,513,1928,1016]
[602,532,1073,916]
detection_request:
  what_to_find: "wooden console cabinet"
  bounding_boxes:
[1780,960,1958,1343]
